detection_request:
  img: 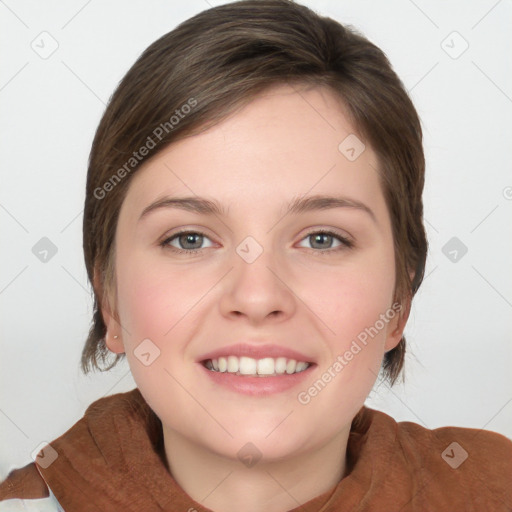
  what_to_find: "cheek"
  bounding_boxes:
[289,253,398,443]
[297,247,396,397]
[300,247,396,340]
[115,250,222,352]
[114,257,195,392]
[116,266,171,341]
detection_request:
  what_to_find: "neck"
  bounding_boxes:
[162,427,349,512]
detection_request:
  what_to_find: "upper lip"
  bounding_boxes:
[198,343,315,364]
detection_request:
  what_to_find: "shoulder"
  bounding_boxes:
[364,407,512,508]
[0,389,145,509]
[0,463,48,501]
[0,463,63,511]
[395,413,512,470]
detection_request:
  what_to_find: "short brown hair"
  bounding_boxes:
[82,0,427,385]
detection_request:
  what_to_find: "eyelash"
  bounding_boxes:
[159,229,354,256]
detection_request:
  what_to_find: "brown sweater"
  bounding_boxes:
[1,388,511,511]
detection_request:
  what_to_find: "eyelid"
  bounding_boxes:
[159,225,215,242]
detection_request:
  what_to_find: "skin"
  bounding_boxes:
[99,83,409,512]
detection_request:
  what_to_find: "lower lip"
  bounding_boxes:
[199,363,315,396]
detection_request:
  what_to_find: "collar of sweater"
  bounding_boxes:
[35,388,372,510]
[31,388,512,511]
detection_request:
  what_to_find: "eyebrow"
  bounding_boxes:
[138,194,376,222]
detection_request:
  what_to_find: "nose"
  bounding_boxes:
[218,243,297,326]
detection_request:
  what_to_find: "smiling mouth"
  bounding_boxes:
[202,355,312,377]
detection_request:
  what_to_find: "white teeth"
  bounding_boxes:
[204,355,311,376]
[227,355,238,373]
[257,358,275,375]
[239,356,257,375]
[275,357,287,374]
[295,361,308,372]
[218,357,227,372]
[286,359,297,374]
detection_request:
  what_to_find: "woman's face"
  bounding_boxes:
[105,84,406,462]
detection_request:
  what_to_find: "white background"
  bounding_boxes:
[1,0,511,478]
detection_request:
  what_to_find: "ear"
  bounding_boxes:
[384,297,411,352]
[93,265,125,354]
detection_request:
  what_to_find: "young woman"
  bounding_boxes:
[1,1,510,510]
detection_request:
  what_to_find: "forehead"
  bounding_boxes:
[120,84,384,220]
